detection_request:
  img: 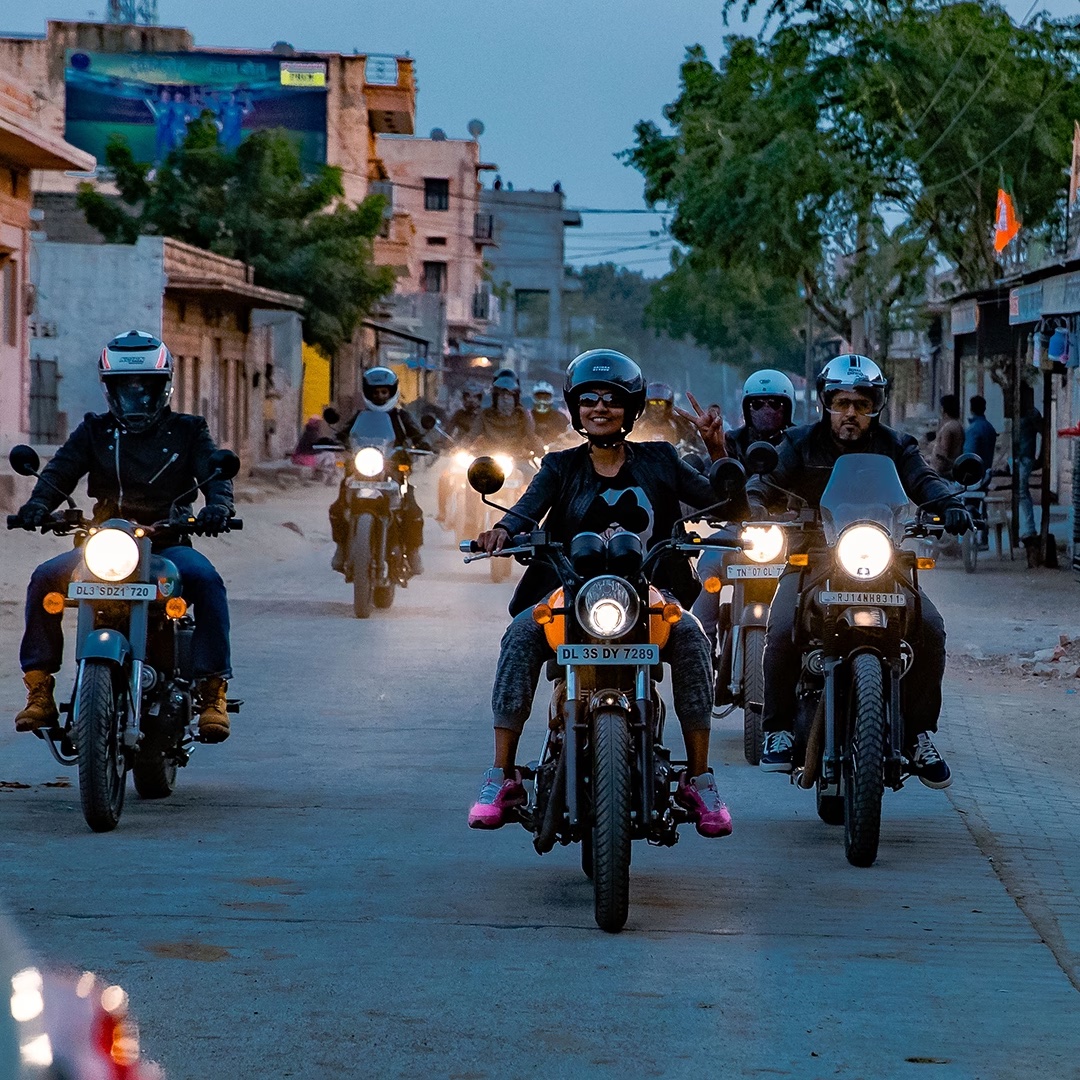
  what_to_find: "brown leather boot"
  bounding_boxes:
[196,677,230,743]
[15,671,59,732]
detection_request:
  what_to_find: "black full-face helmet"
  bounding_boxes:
[564,349,647,445]
[362,366,400,412]
[98,329,174,433]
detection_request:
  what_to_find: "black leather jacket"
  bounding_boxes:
[745,421,962,535]
[496,441,719,616]
[27,409,234,529]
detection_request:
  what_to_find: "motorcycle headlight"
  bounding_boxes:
[354,447,385,477]
[453,450,474,469]
[83,528,140,581]
[575,576,639,639]
[836,524,892,580]
[494,454,514,477]
[740,524,786,564]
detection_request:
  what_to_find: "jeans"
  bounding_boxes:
[491,605,713,735]
[21,545,232,680]
[1017,456,1037,539]
[761,572,946,742]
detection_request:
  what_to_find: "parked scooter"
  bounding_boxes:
[6,444,242,833]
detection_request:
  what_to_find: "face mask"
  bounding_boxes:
[751,404,785,436]
[534,398,552,414]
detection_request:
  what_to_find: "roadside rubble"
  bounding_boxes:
[954,633,1080,679]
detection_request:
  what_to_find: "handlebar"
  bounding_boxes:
[7,513,243,535]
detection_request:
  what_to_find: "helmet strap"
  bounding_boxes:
[586,430,626,450]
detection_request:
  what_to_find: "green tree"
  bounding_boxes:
[77,117,395,357]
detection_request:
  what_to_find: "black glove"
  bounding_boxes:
[15,501,51,530]
[944,507,973,536]
[196,504,231,537]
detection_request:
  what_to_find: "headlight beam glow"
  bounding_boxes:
[83,529,140,581]
[836,524,892,580]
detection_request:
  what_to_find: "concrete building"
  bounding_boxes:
[480,187,582,387]
[30,235,304,467]
[0,72,94,455]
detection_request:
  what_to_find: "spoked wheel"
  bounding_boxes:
[350,514,375,619]
[591,709,631,933]
[961,530,978,573]
[133,750,177,800]
[844,653,886,867]
[742,627,766,765]
[75,660,127,832]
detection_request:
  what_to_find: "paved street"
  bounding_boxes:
[0,475,1078,1079]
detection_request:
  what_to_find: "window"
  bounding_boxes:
[426,236,447,246]
[422,261,447,294]
[424,178,450,211]
[514,289,550,338]
[1,256,18,347]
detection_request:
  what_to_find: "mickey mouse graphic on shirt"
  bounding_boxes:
[583,484,656,546]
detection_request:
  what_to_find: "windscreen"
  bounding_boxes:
[819,454,911,544]
[348,410,395,449]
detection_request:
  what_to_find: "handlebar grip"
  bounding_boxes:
[6,515,21,530]
[227,518,243,531]
[459,540,481,553]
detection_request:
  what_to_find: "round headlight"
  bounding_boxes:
[494,454,514,477]
[836,524,892,580]
[453,450,474,469]
[354,447,385,477]
[575,576,639,639]
[83,528,140,581]
[741,524,786,564]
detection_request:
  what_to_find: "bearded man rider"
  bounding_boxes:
[11,330,236,742]
[747,354,970,787]
[466,349,737,838]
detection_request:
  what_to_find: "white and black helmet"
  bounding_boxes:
[817,354,888,416]
[742,368,795,427]
[361,366,400,413]
[98,329,174,433]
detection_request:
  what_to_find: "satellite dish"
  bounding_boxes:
[271,41,296,56]
[430,128,447,141]
[467,119,485,139]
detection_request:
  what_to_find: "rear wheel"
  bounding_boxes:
[350,514,375,619]
[75,660,127,832]
[962,530,978,573]
[741,627,766,765]
[844,653,886,867]
[591,709,632,933]
[133,752,177,800]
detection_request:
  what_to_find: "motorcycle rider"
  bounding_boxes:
[466,349,736,838]
[691,369,796,658]
[11,330,236,742]
[328,366,430,576]
[632,381,702,448]
[445,383,485,443]
[747,354,970,787]
[472,371,544,458]
[530,380,570,444]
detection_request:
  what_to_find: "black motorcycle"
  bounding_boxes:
[782,451,982,866]
[461,455,746,932]
[6,445,242,833]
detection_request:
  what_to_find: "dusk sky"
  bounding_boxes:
[7,0,1078,275]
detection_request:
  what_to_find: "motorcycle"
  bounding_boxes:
[320,410,432,617]
[461,454,747,932]
[779,450,982,866]
[6,444,242,834]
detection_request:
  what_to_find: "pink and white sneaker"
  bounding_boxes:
[675,770,733,837]
[468,767,527,829]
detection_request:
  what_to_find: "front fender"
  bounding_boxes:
[76,628,131,667]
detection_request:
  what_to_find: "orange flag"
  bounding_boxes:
[993,188,1020,253]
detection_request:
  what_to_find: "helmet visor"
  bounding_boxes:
[104,374,170,431]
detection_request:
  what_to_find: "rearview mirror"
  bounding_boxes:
[208,449,241,481]
[951,452,984,488]
[420,413,438,431]
[744,440,779,476]
[467,456,505,496]
[708,457,747,501]
[323,407,341,426]
[9,444,41,477]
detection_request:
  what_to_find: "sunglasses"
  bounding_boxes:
[577,391,624,408]
[827,398,877,416]
[748,397,785,411]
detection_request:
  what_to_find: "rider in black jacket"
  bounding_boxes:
[746,354,969,787]
[11,330,236,741]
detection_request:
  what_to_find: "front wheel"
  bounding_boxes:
[350,514,375,619]
[962,530,978,573]
[844,653,886,867]
[133,751,177,799]
[75,660,127,832]
[741,627,766,765]
[591,709,632,933]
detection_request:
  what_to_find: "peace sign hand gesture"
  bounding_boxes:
[674,393,728,460]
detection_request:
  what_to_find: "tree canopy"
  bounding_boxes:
[626,1,1080,357]
[77,118,396,357]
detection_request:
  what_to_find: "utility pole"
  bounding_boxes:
[804,302,815,423]
[106,1,159,24]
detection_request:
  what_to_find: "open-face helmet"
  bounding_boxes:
[362,366,400,412]
[564,349,647,445]
[491,370,520,406]
[98,330,173,433]
[742,368,795,428]
[817,354,888,416]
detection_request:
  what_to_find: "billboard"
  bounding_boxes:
[64,50,328,170]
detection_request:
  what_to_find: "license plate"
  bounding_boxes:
[67,582,155,601]
[556,644,660,665]
[818,590,905,607]
[726,564,784,579]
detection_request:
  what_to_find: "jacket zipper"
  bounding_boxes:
[115,432,124,516]
[148,452,179,485]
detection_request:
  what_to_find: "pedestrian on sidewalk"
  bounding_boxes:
[931,395,965,480]
[1018,384,1043,567]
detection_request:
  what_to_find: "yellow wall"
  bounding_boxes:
[302,343,332,420]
